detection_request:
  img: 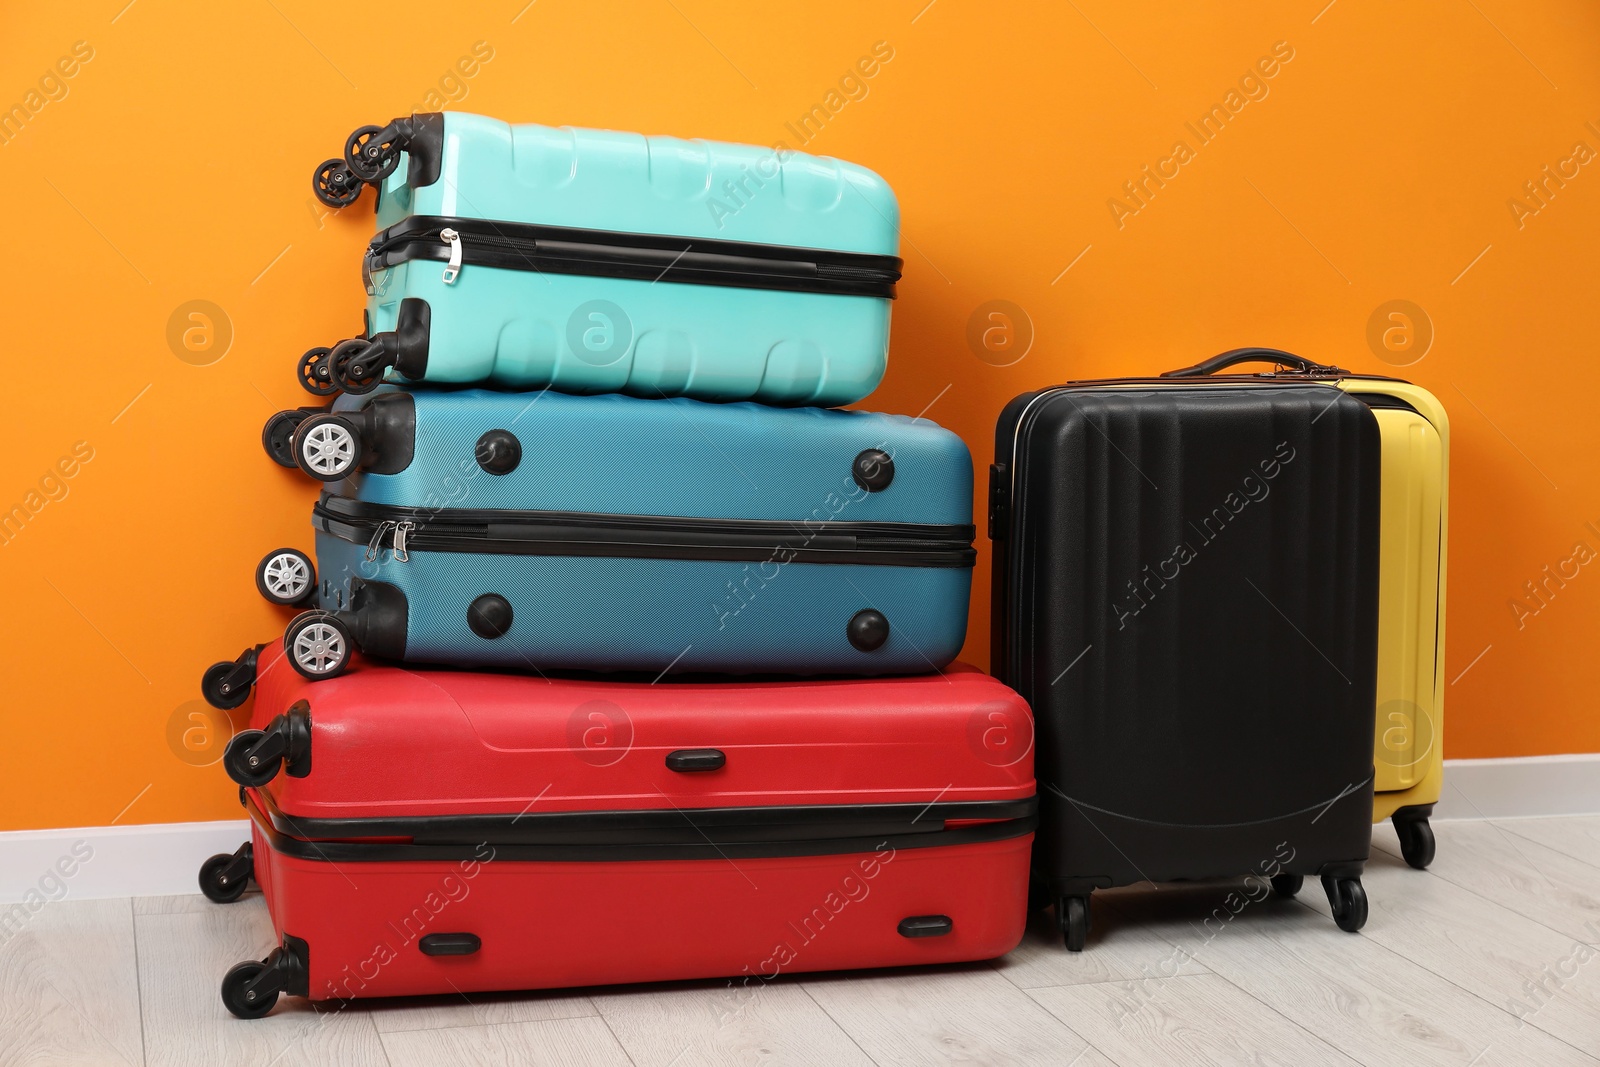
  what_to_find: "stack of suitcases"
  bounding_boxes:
[196,113,1038,1018]
[195,111,1451,1020]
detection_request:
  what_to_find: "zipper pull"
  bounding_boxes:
[393,520,415,563]
[364,520,396,562]
[440,228,462,284]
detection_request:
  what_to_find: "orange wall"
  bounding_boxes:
[2,1,1597,831]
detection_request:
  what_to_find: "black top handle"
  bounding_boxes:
[1161,347,1347,378]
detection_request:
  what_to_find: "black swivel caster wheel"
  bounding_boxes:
[345,124,401,182]
[223,731,280,788]
[297,347,340,397]
[1393,814,1436,870]
[312,158,362,209]
[291,413,362,482]
[262,409,316,468]
[329,336,388,395]
[198,843,252,903]
[284,610,354,681]
[1059,895,1091,952]
[221,960,279,1019]
[1323,875,1368,933]
[201,662,250,710]
[1270,873,1303,898]
[256,548,317,607]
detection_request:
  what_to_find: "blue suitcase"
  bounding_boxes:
[246,387,974,683]
[303,113,902,407]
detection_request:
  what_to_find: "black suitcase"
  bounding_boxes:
[989,350,1381,950]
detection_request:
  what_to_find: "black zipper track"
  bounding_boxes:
[255,789,1038,846]
[366,214,902,298]
[247,790,1037,863]
[313,496,976,569]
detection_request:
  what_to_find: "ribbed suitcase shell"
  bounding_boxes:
[991,380,1380,898]
[361,112,899,405]
[310,387,974,676]
[236,646,1036,1002]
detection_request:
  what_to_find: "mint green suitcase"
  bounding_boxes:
[305,113,902,406]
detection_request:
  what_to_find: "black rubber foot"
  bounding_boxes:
[1270,873,1304,898]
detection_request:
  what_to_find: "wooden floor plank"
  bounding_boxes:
[133,898,388,1067]
[1494,816,1600,885]
[1029,972,1359,1067]
[362,986,598,1035]
[1102,877,1600,1067]
[0,898,145,1067]
[802,963,1097,1066]
[1350,848,1600,1058]
[991,895,1209,991]
[1372,819,1600,944]
[379,1015,635,1067]
[593,977,875,1067]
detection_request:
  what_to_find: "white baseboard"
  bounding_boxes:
[1431,753,1600,821]
[0,819,249,905]
[1,754,1597,903]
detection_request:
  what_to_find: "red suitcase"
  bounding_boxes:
[203,644,1036,1017]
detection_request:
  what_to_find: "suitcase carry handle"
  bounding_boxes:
[665,749,727,772]
[1161,348,1347,378]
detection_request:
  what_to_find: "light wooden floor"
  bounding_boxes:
[4,817,1600,1066]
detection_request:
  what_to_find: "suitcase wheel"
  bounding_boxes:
[1270,873,1303,898]
[262,409,315,467]
[221,960,279,1019]
[345,124,402,183]
[200,646,260,710]
[291,413,361,482]
[1059,895,1091,952]
[1322,875,1368,933]
[296,346,340,397]
[1392,813,1436,870]
[284,610,354,681]
[198,842,252,904]
[256,548,317,607]
[312,158,362,209]
[222,936,309,1020]
[223,731,280,789]
[329,335,394,395]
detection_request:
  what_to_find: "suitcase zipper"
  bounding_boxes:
[439,228,462,285]
[318,499,975,569]
[364,215,903,299]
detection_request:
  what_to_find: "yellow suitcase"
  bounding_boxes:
[1339,377,1448,869]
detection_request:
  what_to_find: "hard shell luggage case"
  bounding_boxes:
[989,350,1383,949]
[200,645,1037,1016]
[303,112,901,406]
[1341,377,1448,867]
[1164,354,1451,868]
[223,387,974,692]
